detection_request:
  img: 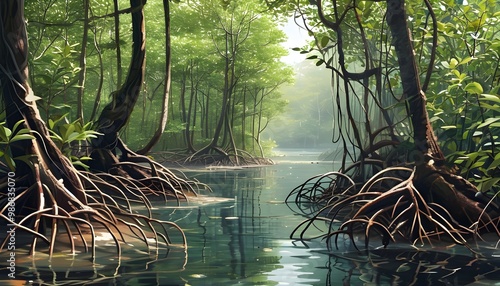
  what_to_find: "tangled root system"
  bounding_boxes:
[287,166,500,252]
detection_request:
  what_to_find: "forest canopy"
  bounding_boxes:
[16,0,292,163]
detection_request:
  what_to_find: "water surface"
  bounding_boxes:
[2,149,500,285]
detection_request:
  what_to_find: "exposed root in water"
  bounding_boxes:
[0,154,206,259]
[287,166,500,252]
[151,148,274,167]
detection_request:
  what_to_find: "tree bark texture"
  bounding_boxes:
[137,0,171,154]
[92,0,146,153]
[0,0,87,209]
[386,0,444,165]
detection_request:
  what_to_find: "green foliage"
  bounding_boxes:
[23,0,292,159]
[0,120,35,171]
[286,0,500,192]
[423,0,500,193]
[152,0,293,153]
[48,114,101,169]
[260,138,278,157]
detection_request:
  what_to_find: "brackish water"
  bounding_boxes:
[2,149,500,285]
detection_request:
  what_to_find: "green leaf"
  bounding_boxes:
[459,57,472,65]
[0,126,10,142]
[464,82,483,94]
[49,118,55,130]
[9,134,35,143]
[320,36,329,49]
[479,177,500,193]
[12,120,25,133]
[478,117,500,129]
[440,125,457,130]
[3,151,15,171]
[71,160,90,170]
[63,44,72,57]
[449,58,458,69]
[48,129,63,143]
[13,154,35,163]
[67,132,81,143]
[487,152,500,171]
[477,102,500,112]
[479,94,500,103]
[64,124,75,141]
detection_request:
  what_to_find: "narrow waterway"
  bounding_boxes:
[2,149,500,285]
[162,149,336,286]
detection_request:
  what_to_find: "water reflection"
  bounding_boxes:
[161,164,330,285]
[316,246,500,285]
[2,150,499,285]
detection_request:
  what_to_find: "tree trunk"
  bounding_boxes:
[386,0,485,225]
[76,0,89,122]
[185,61,196,153]
[91,0,146,167]
[113,0,122,88]
[386,0,444,165]
[136,0,171,154]
[204,88,210,138]
[211,33,231,149]
[89,24,105,122]
[0,0,87,212]
[241,87,246,150]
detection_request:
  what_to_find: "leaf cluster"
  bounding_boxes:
[48,114,101,170]
[0,120,35,172]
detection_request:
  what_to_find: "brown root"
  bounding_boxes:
[0,146,204,259]
[151,147,274,167]
[288,165,500,252]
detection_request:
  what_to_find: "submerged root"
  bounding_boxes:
[288,166,500,251]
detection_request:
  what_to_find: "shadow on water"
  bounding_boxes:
[1,149,500,285]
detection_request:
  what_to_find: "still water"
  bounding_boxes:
[3,150,500,285]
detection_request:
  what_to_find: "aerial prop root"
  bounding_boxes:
[290,166,497,251]
[0,172,187,259]
[286,171,357,204]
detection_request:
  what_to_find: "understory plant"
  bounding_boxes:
[47,114,101,169]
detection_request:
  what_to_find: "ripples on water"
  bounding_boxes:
[1,149,499,285]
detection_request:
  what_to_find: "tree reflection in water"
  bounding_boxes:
[320,244,500,285]
[6,155,496,285]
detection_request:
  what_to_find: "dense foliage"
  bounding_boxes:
[2,0,292,163]
[291,0,500,193]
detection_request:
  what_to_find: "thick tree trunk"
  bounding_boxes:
[91,0,146,165]
[137,0,171,154]
[386,0,488,225]
[386,0,444,165]
[0,0,87,211]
